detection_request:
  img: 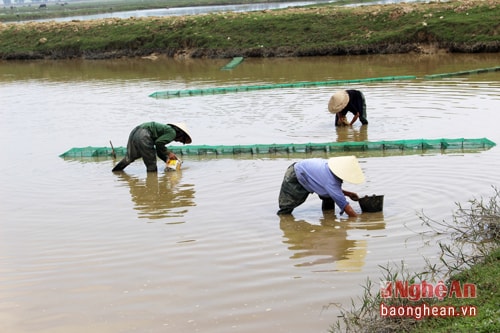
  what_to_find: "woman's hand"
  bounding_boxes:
[348,193,360,201]
[343,190,360,201]
[167,151,178,160]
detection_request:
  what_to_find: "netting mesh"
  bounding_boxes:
[149,67,500,99]
[149,75,416,99]
[221,57,244,70]
[59,138,495,159]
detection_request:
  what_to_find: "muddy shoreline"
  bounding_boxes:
[8,41,495,61]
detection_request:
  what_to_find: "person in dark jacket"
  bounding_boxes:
[112,122,192,172]
[277,156,365,217]
[328,90,368,126]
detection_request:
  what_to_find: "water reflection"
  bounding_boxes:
[1,54,499,84]
[335,125,368,142]
[115,171,196,221]
[279,212,385,271]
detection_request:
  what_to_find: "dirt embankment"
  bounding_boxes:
[0,0,498,60]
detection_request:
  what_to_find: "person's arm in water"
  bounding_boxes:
[344,203,358,217]
[350,113,360,126]
[342,190,360,217]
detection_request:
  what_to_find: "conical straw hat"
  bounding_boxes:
[168,122,192,144]
[327,156,365,184]
[328,90,349,114]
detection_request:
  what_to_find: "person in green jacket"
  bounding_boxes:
[112,122,192,172]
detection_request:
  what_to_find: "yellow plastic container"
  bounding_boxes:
[166,159,182,171]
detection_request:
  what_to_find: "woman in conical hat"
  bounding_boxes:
[112,121,192,172]
[328,90,368,127]
[277,156,365,217]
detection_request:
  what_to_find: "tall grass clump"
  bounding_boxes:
[419,187,499,276]
[329,187,500,333]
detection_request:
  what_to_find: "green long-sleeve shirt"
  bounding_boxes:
[139,122,176,162]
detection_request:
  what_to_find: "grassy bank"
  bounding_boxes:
[0,0,499,60]
[331,188,500,332]
[414,249,499,332]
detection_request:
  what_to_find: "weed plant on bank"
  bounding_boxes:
[0,0,499,60]
[330,187,500,333]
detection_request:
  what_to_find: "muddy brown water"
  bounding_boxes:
[1,53,499,332]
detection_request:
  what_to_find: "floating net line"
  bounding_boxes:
[148,75,416,99]
[424,66,500,79]
[148,66,500,99]
[60,138,496,159]
[221,57,244,70]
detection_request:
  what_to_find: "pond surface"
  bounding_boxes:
[1,53,499,333]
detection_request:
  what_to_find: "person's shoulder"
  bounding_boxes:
[151,122,171,129]
[302,158,326,162]
[300,158,328,167]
